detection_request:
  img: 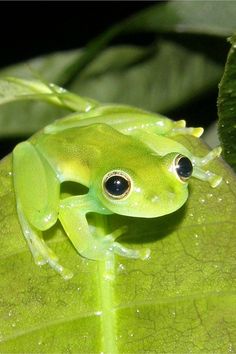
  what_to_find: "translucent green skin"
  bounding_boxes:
[13,104,222,279]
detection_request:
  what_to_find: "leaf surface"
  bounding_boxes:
[218,35,236,171]
[0,137,235,353]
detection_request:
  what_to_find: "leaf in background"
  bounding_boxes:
[70,40,222,113]
[0,136,236,353]
[0,41,223,137]
[1,1,236,137]
[218,35,236,172]
[63,1,236,76]
[123,1,236,36]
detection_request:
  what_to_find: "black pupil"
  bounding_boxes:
[105,175,129,196]
[176,156,193,178]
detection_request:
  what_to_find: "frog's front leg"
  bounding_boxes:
[59,195,150,261]
[191,146,222,187]
[13,141,73,279]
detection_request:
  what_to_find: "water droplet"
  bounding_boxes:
[206,193,213,199]
[77,287,80,292]
[197,217,204,224]
[136,309,140,313]
[221,124,225,128]
[116,334,123,340]
[226,179,230,185]
[8,310,12,317]
[189,213,194,217]
[198,197,205,204]
[217,197,222,203]
[11,322,16,328]
[194,234,199,238]
[118,263,125,272]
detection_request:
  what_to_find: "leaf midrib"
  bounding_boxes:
[2,290,234,345]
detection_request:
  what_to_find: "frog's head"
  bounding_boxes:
[92,152,193,218]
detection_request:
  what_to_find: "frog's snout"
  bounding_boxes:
[149,191,176,204]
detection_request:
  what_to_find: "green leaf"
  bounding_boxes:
[66,1,236,76]
[0,41,223,137]
[0,136,236,353]
[1,1,235,138]
[70,40,222,112]
[123,1,236,36]
[218,35,236,171]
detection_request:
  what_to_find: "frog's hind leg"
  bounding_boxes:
[192,146,223,188]
[13,141,73,279]
[169,120,204,138]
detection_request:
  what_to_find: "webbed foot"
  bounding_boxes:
[27,234,73,280]
[100,226,151,260]
[192,146,223,188]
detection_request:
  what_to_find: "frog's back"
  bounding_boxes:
[33,123,145,186]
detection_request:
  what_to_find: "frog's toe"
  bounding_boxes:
[34,253,48,266]
[175,120,186,128]
[109,225,128,241]
[112,241,151,260]
[47,259,74,280]
[171,126,204,137]
[139,247,151,260]
[208,173,223,188]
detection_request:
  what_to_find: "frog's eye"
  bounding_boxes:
[103,171,132,199]
[174,154,193,181]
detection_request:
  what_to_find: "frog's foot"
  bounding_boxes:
[192,146,222,188]
[171,126,204,138]
[193,167,222,188]
[26,233,73,280]
[102,226,150,260]
[192,146,222,166]
[169,120,204,138]
[112,242,150,260]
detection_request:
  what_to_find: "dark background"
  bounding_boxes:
[0,2,220,158]
[0,2,151,68]
[0,2,154,158]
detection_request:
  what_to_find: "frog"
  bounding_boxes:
[9,78,222,279]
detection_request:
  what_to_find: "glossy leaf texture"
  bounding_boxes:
[218,35,236,172]
[0,136,236,353]
[122,1,236,36]
[1,1,236,137]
